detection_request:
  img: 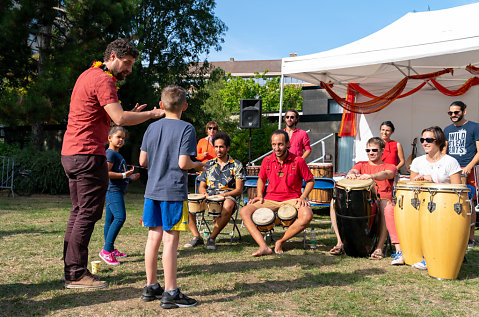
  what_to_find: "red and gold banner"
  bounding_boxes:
[338,85,357,137]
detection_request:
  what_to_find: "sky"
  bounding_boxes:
[204,0,478,61]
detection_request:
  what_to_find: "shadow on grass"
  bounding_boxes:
[0,281,141,316]
[191,268,386,304]
[0,228,63,239]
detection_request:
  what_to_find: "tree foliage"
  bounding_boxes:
[0,0,226,153]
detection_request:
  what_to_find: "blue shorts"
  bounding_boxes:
[142,199,189,231]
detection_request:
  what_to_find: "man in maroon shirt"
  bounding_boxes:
[240,130,314,256]
[61,39,164,289]
[284,109,311,159]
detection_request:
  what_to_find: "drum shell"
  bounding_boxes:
[277,204,298,227]
[187,195,206,213]
[308,163,333,178]
[246,166,261,201]
[335,184,378,257]
[252,208,275,232]
[419,184,470,279]
[393,182,425,265]
[206,196,224,215]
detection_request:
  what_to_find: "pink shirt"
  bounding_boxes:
[351,161,396,201]
[258,152,313,201]
[285,128,311,157]
[62,67,118,156]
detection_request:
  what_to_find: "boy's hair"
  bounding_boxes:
[212,131,231,147]
[450,101,467,111]
[104,39,139,61]
[109,125,126,136]
[272,129,289,144]
[161,85,187,111]
[421,126,446,151]
[367,137,385,149]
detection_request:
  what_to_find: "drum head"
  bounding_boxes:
[207,195,225,202]
[308,163,333,167]
[395,180,432,189]
[420,183,470,192]
[278,204,298,220]
[252,208,275,225]
[336,178,374,189]
[188,193,205,201]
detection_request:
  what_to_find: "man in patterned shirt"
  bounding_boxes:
[184,132,245,250]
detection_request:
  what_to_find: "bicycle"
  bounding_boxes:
[1,156,36,197]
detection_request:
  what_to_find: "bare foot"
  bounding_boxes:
[252,247,273,257]
[274,240,284,254]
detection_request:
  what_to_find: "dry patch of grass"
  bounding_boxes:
[1,192,479,316]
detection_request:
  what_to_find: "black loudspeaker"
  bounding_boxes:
[239,99,262,129]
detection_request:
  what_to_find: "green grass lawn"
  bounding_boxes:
[1,190,479,316]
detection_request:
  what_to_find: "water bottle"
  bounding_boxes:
[203,230,210,240]
[310,228,317,249]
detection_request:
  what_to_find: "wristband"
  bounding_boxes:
[122,172,127,179]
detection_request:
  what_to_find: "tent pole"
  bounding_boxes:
[278,74,285,129]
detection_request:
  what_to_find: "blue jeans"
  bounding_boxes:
[104,190,126,252]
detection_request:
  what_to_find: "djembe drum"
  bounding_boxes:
[335,178,378,257]
[277,204,298,227]
[252,208,276,232]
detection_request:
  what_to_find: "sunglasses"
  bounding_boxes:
[447,111,461,116]
[420,138,436,143]
[285,116,296,119]
[365,149,379,153]
[208,127,218,130]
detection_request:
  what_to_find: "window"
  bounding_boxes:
[328,99,343,114]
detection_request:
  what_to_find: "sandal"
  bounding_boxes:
[370,249,383,260]
[329,245,344,255]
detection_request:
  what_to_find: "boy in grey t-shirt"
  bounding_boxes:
[139,85,204,309]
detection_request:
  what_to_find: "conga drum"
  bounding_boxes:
[252,208,276,232]
[206,195,225,215]
[246,166,261,201]
[187,194,206,213]
[394,181,430,265]
[335,178,378,257]
[419,183,471,280]
[277,204,298,227]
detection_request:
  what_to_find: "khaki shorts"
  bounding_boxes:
[252,199,299,212]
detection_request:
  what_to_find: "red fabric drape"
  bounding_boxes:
[338,85,356,137]
[349,81,428,99]
[466,65,479,75]
[430,77,479,96]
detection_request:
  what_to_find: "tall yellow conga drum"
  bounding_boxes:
[394,181,430,265]
[419,183,471,280]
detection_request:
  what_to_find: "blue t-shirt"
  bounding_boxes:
[140,118,197,201]
[444,121,479,166]
[106,149,129,193]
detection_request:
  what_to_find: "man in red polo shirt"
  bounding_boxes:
[61,39,164,289]
[240,130,314,256]
[284,109,311,159]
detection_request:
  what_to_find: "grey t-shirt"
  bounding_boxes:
[140,118,197,201]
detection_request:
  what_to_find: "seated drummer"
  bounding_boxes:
[240,130,314,256]
[184,132,245,251]
[329,137,401,263]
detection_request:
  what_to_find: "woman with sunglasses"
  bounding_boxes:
[410,126,462,184]
[196,121,219,163]
[408,126,462,270]
[380,121,405,171]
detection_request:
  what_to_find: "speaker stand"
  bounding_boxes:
[248,128,252,163]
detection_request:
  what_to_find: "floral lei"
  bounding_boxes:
[91,61,119,91]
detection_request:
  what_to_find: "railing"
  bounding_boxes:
[249,132,335,165]
[0,156,15,196]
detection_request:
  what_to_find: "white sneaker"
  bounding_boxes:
[412,259,427,270]
[391,251,405,265]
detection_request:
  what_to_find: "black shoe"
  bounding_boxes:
[160,289,198,309]
[206,237,216,250]
[184,236,204,248]
[141,283,164,302]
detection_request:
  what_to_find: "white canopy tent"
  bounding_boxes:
[279,2,479,165]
